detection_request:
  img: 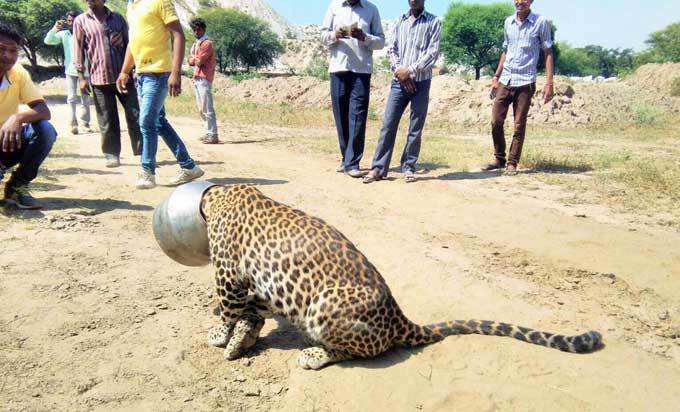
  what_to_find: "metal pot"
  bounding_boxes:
[153,180,216,267]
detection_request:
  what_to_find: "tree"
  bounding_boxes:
[0,0,82,68]
[555,43,635,77]
[555,42,596,76]
[441,2,513,80]
[197,8,284,73]
[643,22,680,63]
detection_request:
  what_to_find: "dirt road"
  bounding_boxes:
[1,102,679,411]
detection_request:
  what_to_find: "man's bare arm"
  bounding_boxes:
[167,20,185,97]
[0,101,50,153]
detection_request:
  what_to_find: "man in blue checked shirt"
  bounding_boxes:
[363,0,441,184]
[482,0,555,175]
[322,0,385,178]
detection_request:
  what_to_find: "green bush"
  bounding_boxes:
[441,2,513,80]
[0,0,83,68]
[198,8,284,73]
[373,56,391,74]
[671,77,680,97]
[632,102,665,125]
[302,57,329,81]
[229,72,263,83]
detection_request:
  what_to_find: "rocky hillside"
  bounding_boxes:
[106,0,294,37]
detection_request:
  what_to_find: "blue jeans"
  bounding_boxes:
[330,72,371,171]
[0,120,57,187]
[136,73,195,174]
[371,79,431,177]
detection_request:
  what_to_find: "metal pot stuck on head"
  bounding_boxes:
[153,180,216,267]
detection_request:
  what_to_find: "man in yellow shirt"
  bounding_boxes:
[0,23,57,210]
[117,0,204,189]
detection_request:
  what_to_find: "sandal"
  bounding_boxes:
[363,170,383,184]
[404,171,416,183]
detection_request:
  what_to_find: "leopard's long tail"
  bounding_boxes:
[400,319,602,354]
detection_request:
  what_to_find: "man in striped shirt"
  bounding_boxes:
[73,0,142,168]
[363,0,441,184]
[483,0,554,175]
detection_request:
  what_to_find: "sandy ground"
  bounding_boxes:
[1,100,679,411]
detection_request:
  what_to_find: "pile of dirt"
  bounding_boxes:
[626,62,680,92]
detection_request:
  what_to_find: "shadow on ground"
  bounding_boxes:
[44,167,122,176]
[208,177,288,186]
[2,197,154,216]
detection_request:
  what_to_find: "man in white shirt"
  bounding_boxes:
[321,0,385,178]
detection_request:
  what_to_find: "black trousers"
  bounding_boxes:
[91,83,142,157]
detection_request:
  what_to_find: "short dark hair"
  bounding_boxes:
[66,11,80,19]
[0,21,23,45]
[189,18,207,31]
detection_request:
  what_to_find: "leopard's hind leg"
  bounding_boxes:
[297,287,397,369]
[297,347,349,370]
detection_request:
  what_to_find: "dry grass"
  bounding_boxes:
[38,83,680,227]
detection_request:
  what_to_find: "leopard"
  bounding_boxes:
[200,184,602,370]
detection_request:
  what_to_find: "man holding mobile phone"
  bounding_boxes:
[44,11,91,136]
[321,0,385,178]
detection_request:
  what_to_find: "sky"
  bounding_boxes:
[268,0,680,51]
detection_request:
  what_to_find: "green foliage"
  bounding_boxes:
[229,72,263,83]
[302,57,329,80]
[643,22,680,63]
[104,0,128,15]
[556,43,635,77]
[671,77,680,97]
[632,102,665,125]
[441,2,513,80]
[373,56,391,74]
[197,8,284,73]
[0,0,82,68]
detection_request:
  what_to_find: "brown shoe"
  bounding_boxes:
[362,169,383,184]
[481,160,506,171]
[202,135,219,144]
[504,164,518,175]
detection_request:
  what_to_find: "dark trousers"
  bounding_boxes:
[330,72,371,171]
[0,120,57,189]
[491,83,536,166]
[91,83,142,157]
[371,79,431,177]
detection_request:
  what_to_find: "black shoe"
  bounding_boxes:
[4,186,42,210]
[480,160,506,171]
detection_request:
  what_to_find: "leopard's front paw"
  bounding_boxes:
[223,317,264,360]
[207,324,233,348]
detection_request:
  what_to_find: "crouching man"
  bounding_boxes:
[0,23,57,210]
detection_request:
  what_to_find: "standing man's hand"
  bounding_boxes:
[334,27,349,39]
[110,32,124,48]
[543,83,554,104]
[168,71,182,97]
[0,116,24,153]
[394,67,416,94]
[350,27,366,42]
[490,75,500,99]
[116,72,130,94]
[79,77,90,96]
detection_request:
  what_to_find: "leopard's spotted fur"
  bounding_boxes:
[201,185,602,369]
